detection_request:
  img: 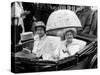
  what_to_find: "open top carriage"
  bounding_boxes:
[11,32,97,73]
[11,7,97,73]
[11,8,97,73]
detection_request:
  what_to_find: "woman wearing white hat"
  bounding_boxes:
[32,21,61,61]
[53,28,87,60]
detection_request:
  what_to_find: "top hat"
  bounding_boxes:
[20,32,34,43]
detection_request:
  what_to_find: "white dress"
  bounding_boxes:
[54,38,87,60]
[32,35,61,60]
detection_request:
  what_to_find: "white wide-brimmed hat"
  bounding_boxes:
[34,21,46,28]
[63,28,77,34]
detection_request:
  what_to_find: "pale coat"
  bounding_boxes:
[54,38,87,60]
[32,35,61,60]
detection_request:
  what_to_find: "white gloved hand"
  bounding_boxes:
[34,34,39,41]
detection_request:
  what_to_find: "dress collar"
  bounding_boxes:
[40,34,47,40]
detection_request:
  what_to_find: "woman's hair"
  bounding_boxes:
[31,26,46,34]
[35,26,46,32]
[63,30,76,40]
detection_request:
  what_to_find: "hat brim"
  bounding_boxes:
[21,39,34,45]
[35,25,46,28]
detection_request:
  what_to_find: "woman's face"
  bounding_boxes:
[65,31,73,43]
[35,27,45,38]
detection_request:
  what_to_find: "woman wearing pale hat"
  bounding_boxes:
[32,21,61,61]
[53,28,87,60]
